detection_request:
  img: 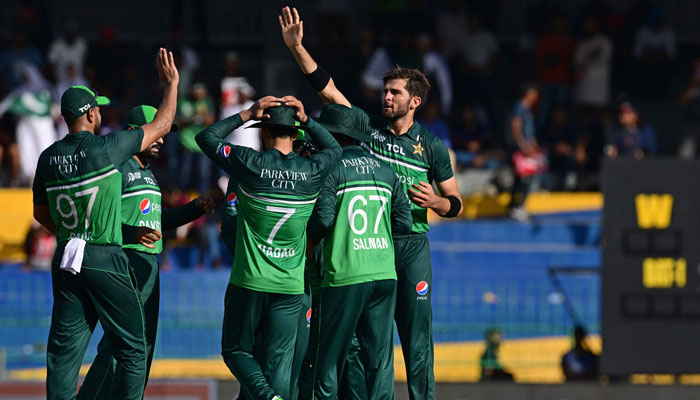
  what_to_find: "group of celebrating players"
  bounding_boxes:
[32,6,462,400]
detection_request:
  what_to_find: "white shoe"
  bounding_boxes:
[508,207,530,223]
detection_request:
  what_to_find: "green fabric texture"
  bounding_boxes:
[221,284,303,400]
[338,335,368,400]
[46,245,146,400]
[77,251,159,400]
[307,145,411,287]
[393,235,435,400]
[348,105,453,234]
[33,128,144,247]
[196,114,340,295]
[299,280,396,400]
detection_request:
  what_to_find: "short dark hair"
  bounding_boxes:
[382,66,431,105]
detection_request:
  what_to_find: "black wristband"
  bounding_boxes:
[305,66,331,92]
[444,195,462,218]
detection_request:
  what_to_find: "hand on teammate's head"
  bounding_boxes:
[279,6,303,48]
[157,47,179,86]
[282,96,307,123]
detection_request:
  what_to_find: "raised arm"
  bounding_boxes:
[140,48,179,151]
[279,6,351,107]
[196,96,283,173]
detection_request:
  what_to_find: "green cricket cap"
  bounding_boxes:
[124,105,178,132]
[248,106,311,134]
[60,86,110,122]
[314,104,371,143]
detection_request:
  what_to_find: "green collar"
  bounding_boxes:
[381,120,422,141]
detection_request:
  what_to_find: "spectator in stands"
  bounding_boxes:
[435,0,468,61]
[0,30,44,92]
[0,63,55,186]
[53,62,89,139]
[573,16,612,126]
[86,27,130,100]
[353,27,391,112]
[170,29,200,97]
[223,81,260,152]
[634,7,676,97]
[480,328,514,381]
[451,104,500,170]
[415,34,453,115]
[23,221,55,271]
[607,102,657,160]
[561,325,599,381]
[678,57,700,158]
[506,83,542,222]
[177,83,216,192]
[536,15,574,131]
[0,112,20,187]
[48,22,87,87]
[418,100,451,149]
[542,105,578,190]
[454,14,499,110]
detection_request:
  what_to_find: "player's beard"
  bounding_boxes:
[140,143,161,161]
[382,99,410,121]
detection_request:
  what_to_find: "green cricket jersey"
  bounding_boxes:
[120,157,162,254]
[32,129,145,250]
[308,146,412,287]
[119,156,206,254]
[349,105,453,234]
[221,177,239,238]
[196,114,341,295]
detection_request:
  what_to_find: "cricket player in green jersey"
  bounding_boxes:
[196,96,340,400]
[32,48,179,400]
[280,8,463,400]
[302,104,413,399]
[77,104,216,399]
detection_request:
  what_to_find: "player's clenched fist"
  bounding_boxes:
[279,6,303,49]
[157,47,179,86]
[195,194,217,215]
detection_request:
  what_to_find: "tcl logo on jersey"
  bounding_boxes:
[306,308,312,323]
[416,281,429,296]
[140,198,152,215]
[220,145,231,158]
[227,193,237,206]
[385,143,406,156]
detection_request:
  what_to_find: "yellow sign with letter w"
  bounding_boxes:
[635,194,673,229]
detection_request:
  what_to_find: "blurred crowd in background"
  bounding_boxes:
[4,0,700,266]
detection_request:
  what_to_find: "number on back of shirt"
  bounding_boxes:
[55,187,99,230]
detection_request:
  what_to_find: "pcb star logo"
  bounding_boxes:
[412,142,424,156]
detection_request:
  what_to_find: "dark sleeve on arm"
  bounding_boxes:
[195,114,247,174]
[162,200,205,231]
[305,118,341,176]
[32,166,47,205]
[307,169,338,244]
[430,136,455,183]
[390,174,413,235]
[121,223,140,245]
[105,128,144,167]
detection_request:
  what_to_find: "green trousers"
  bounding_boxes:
[338,335,368,400]
[394,234,434,400]
[300,279,397,400]
[46,244,147,400]
[289,292,311,400]
[77,250,159,399]
[222,284,303,400]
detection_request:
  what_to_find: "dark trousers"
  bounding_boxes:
[78,250,159,399]
[300,279,397,400]
[47,245,146,400]
[221,284,303,400]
